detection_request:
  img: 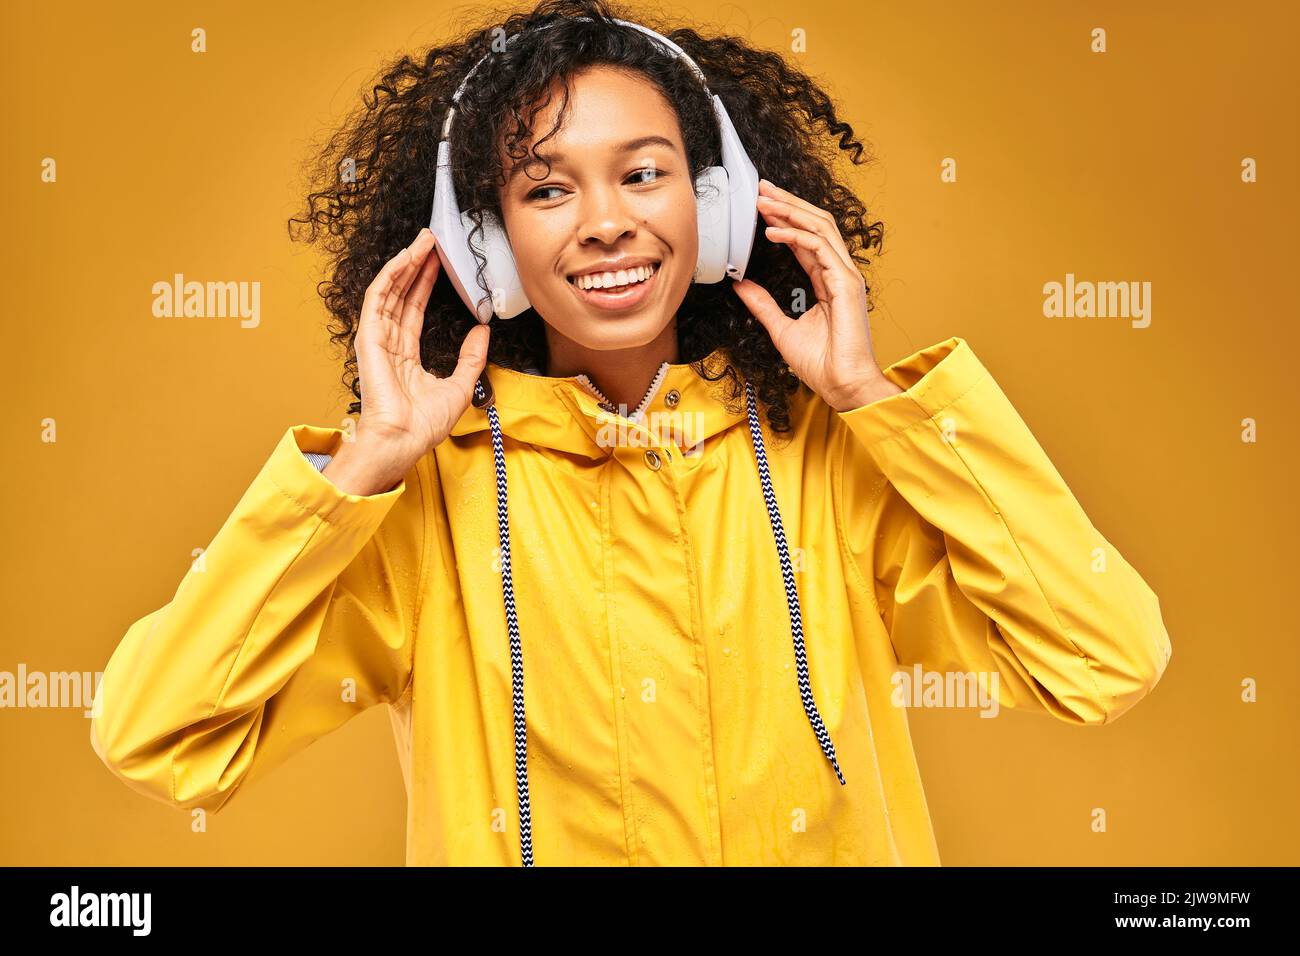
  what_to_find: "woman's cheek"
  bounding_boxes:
[511,213,566,290]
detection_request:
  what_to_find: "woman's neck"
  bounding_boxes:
[544,321,679,413]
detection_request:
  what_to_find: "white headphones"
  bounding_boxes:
[429,16,760,322]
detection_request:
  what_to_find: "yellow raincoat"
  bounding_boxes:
[90,335,1172,865]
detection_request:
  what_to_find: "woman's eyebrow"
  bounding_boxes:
[506,135,677,183]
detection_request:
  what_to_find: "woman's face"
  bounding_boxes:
[495,65,698,355]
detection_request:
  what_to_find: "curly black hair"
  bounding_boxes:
[288,0,884,434]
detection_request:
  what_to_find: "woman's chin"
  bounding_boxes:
[547,313,674,352]
[533,286,673,348]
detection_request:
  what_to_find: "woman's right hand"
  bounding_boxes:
[324,227,491,496]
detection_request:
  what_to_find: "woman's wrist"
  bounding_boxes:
[321,438,411,496]
[826,374,905,413]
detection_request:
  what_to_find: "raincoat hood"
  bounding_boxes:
[447,346,748,458]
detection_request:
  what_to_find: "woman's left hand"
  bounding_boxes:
[730,179,902,412]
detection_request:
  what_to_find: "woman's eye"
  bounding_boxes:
[526,185,566,202]
[525,169,665,202]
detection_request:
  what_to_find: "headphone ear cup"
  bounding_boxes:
[692,165,731,283]
[460,209,531,319]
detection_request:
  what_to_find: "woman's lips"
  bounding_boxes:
[566,264,660,313]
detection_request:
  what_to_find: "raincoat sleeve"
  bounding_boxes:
[833,336,1172,725]
[90,424,424,812]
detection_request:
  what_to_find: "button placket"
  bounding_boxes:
[607,437,713,865]
[660,390,705,464]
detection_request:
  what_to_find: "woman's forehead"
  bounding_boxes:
[498,69,685,177]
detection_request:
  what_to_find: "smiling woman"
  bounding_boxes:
[287,0,888,434]
[90,0,1172,868]
[495,67,695,366]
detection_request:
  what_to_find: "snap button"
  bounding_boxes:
[644,449,663,471]
[665,388,681,408]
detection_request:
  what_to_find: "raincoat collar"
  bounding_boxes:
[448,346,749,459]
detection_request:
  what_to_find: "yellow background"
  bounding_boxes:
[3,0,1296,865]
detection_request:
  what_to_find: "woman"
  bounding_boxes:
[90,0,1172,866]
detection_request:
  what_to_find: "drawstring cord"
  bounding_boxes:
[473,375,847,868]
[475,377,535,868]
[743,381,847,786]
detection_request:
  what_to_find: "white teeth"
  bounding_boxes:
[574,263,657,290]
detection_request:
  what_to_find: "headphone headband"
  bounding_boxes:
[441,17,712,141]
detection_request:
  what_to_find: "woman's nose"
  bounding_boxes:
[577,185,638,244]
